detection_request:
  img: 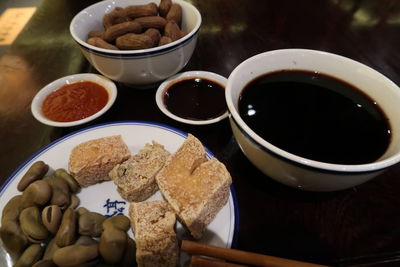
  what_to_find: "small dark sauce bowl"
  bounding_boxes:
[156,71,229,125]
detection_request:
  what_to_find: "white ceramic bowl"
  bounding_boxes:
[226,49,400,191]
[31,73,117,127]
[156,70,228,125]
[70,0,201,86]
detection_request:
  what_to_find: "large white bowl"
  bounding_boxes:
[70,0,201,86]
[226,49,400,192]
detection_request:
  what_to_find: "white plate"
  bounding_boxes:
[0,121,238,266]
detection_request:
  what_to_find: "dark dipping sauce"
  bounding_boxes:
[238,70,391,165]
[163,78,227,121]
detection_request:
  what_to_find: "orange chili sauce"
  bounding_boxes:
[42,81,109,122]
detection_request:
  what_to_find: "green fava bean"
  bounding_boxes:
[54,168,80,193]
[121,237,137,267]
[32,259,57,267]
[17,161,49,192]
[52,243,99,266]
[14,244,44,267]
[1,195,23,224]
[21,180,52,209]
[46,177,71,210]
[99,227,127,264]
[103,215,131,231]
[79,211,106,237]
[55,208,78,247]
[0,220,29,257]
[19,206,49,243]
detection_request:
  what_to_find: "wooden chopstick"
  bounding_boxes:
[190,255,248,267]
[181,240,330,267]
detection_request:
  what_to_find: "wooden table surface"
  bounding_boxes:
[1,0,400,266]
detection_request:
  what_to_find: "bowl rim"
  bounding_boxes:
[31,73,117,127]
[156,70,229,125]
[69,0,202,56]
[226,48,400,173]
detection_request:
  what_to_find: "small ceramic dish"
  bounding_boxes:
[31,73,117,127]
[156,71,228,125]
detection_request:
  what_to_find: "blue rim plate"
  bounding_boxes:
[0,120,239,266]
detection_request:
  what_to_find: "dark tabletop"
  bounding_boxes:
[1,0,400,266]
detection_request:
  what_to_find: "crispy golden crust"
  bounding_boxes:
[129,200,179,267]
[156,134,232,239]
[68,135,130,187]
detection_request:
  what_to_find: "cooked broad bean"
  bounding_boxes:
[0,220,29,257]
[46,177,71,210]
[120,236,137,267]
[32,259,57,267]
[21,180,52,209]
[103,215,131,231]
[68,194,80,209]
[55,208,78,247]
[19,206,49,243]
[42,205,62,235]
[1,195,23,224]
[2,161,139,266]
[54,168,80,193]
[17,161,49,192]
[14,244,43,267]
[79,211,106,237]
[43,237,60,260]
[99,226,127,264]
[52,241,99,266]
[76,207,89,215]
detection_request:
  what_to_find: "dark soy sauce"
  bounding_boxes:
[238,70,391,165]
[164,78,227,121]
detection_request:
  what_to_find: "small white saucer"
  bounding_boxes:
[31,73,117,127]
[155,71,228,125]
